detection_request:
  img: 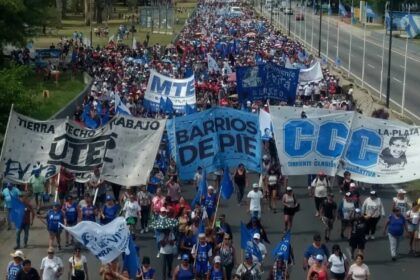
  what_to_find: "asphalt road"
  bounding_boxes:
[1,174,419,279]
[261,5,420,122]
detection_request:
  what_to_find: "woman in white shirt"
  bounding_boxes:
[328,244,348,280]
[68,246,88,280]
[123,194,141,237]
[346,254,369,280]
[361,191,385,240]
[406,201,420,254]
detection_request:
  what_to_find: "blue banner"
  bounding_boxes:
[236,63,300,105]
[167,107,261,180]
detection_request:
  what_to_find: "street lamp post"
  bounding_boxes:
[318,0,322,57]
[288,0,292,36]
[386,1,393,108]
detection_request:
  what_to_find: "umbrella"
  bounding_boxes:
[150,217,179,230]
[245,32,256,38]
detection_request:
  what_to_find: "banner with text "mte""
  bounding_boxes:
[144,69,196,112]
[0,111,165,186]
[167,107,262,180]
[270,106,420,184]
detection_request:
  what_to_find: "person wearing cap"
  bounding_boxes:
[15,259,40,280]
[247,183,263,219]
[139,256,156,280]
[207,256,226,280]
[68,246,88,280]
[338,192,356,240]
[361,190,385,240]
[137,185,152,233]
[40,247,63,280]
[203,186,217,222]
[348,183,360,208]
[27,168,46,214]
[122,194,141,239]
[192,233,213,279]
[310,171,330,217]
[1,182,21,229]
[100,195,120,225]
[282,186,299,232]
[247,233,267,264]
[392,189,409,215]
[63,196,78,246]
[349,208,367,259]
[233,164,247,205]
[303,233,330,270]
[43,202,64,250]
[172,254,193,280]
[306,254,328,280]
[235,253,262,279]
[7,250,25,280]
[320,193,337,242]
[383,207,408,261]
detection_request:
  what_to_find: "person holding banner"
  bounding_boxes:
[100,195,120,225]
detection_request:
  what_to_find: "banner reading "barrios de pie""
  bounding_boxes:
[0,111,165,186]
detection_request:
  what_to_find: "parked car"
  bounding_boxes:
[295,12,304,20]
[284,8,293,15]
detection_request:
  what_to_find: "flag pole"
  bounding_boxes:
[0,104,14,169]
[54,170,61,203]
[211,176,223,229]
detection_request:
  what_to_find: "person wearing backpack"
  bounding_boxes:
[310,171,330,217]
[236,253,262,280]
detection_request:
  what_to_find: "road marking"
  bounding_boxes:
[368,64,375,69]
[393,77,402,83]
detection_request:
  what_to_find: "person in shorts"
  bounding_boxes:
[320,193,337,242]
[27,169,46,214]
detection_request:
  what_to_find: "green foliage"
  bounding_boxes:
[0,64,37,133]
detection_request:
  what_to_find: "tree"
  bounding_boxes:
[0,64,38,134]
[0,0,55,56]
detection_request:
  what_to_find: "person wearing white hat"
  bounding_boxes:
[248,233,267,264]
[203,185,218,223]
[282,186,298,232]
[338,192,356,240]
[247,183,263,219]
[40,247,64,280]
[392,189,409,215]
[7,250,25,280]
[362,190,385,240]
[192,232,213,279]
[208,256,226,280]
[307,254,328,280]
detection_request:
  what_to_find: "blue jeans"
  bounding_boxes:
[251,210,261,219]
[16,223,30,247]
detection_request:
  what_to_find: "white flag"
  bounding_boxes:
[61,217,130,263]
[207,53,220,72]
[108,34,115,43]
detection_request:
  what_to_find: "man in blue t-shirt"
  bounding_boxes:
[383,207,408,261]
[303,233,330,270]
[1,183,21,230]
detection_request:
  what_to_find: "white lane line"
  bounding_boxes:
[393,77,402,83]
[368,64,375,69]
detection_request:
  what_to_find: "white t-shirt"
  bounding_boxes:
[247,190,263,211]
[328,254,347,274]
[40,256,63,280]
[311,178,329,198]
[348,263,370,280]
[123,200,141,219]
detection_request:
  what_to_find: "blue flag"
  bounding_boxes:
[240,222,252,249]
[159,97,166,112]
[10,196,25,230]
[115,94,132,116]
[220,166,233,200]
[123,237,140,279]
[165,98,174,114]
[184,102,196,115]
[192,169,207,208]
[272,231,291,260]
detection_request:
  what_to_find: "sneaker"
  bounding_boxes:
[156,252,160,258]
[370,235,375,240]
[145,227,149,233]
[140,229,145,234]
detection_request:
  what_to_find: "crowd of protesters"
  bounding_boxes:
[2,1,420,280]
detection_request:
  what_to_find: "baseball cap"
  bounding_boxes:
[252,183,259,188]
[198,233,206,238]
[370,190,376,195]
[160,207,168,212]
[47,247,55,253]
[245,253,253,260]
[345,192,351,197]
[253,233,261,239]
[397,189,407,194]
[106,195,113,201]
[181,254,189,261]
[208,186,214,191]
[355,208,361,213]
[315,254,324,261]
[214,256,221,263]
[286,186,292,191]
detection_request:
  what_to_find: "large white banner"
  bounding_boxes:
[270,106,420,184]
[299,62,323,83]
[144,69,196,112]
[0,111,165,186]
[61,217,130,263]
